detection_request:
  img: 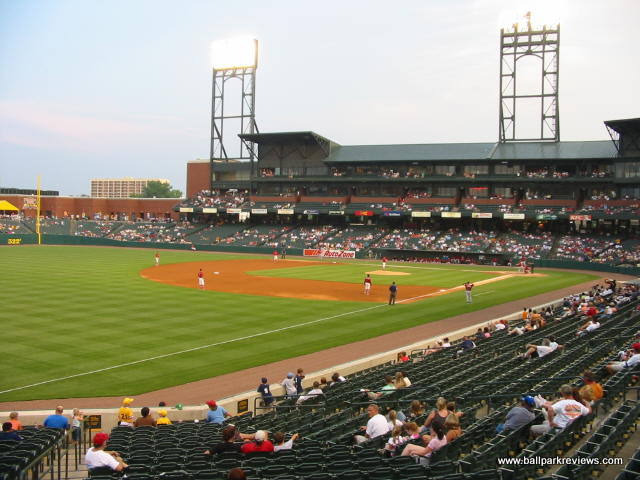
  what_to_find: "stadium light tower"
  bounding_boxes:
[210,37,259,174]
[499,12,560,142]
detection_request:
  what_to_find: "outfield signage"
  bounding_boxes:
[303,209,319,215]
[631,219,639,225]
[383,211,403,217]
[569,214,592,221]
[503,213,525,220]
[23,197,37,209]
[441,211,462,218]
[536,214,557,220]
[303,249,356,259]
[472,212,492,219]
[411,211,431,218]
[179,207,194,213]
[277,209,295,215]
[226,208,242,214]
[251,208,268,214]
[354,210,374,216]
[328,210,345,215]
[202,207,218,214]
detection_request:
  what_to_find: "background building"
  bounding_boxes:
[90,178,170,198]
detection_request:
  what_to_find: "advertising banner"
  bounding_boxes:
[569,214,592,221]
[383,211,403,217]
[202,207,218,214]
[226,208,242,214]
[251,208,268,214]
[503,213,525,220]
[328,210,345,215]
[411,211,432,218]
[303,209,320,215]
[354,210,374,216]
[179,207,194,213]
[303,249,356,259]
[441,211,462,218]
[472,212,492,219]
[277,209,295,215]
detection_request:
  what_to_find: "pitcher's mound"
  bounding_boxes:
[367,270,410,276]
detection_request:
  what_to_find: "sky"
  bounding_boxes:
[1,0,638,196]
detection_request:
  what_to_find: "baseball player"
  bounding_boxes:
[364,274,372,295]
[155,252,160,266]
[197,269,205,289]
[382,256,388,270]
[464,281,474,303]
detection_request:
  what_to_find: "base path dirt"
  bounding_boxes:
[0,266,633,412]
[141,259,442,303]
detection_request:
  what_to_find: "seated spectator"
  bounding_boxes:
[205,425,241,455]
[383,426,407,456]
[330,372,346,385]
[240,430,274,453]
[423,397,451,432]
[577,318,601,336]
[496,396,536,433]
[447,401,464,419]
[522,337,560,359]
[607,342,640,374]
[364,375,396,400]
[394,371,411,388]
[117,398,135,427]
[84,433,127,472]
[578,371,603,404]
[296,381,324,404]
[354,404,390,444]
[134,407,156,427]
[444,413,462,442]
[404,422,421,440]
[206,400,231,424]
[257,377,274,406]
[530,384,591,437]
[387,410,404,430]
[397,351,410,363]
[457,336,476,354]
[43,406,69,430]
[273,431,299,452]
[401,422,447,457]
[404,400,425,420]
[0,422,22,441]
[8,412,22,431]
[156,409,172,425]
[228,468,247,480]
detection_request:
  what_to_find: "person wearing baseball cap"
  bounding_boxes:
[117,398,135,427]
[240,430,274,453]
[607,342,640,374]
[205,400,231,425]
[496,395,537,434]
[85,432,128,472]
[156,409,172,426]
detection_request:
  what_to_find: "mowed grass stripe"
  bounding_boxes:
[0,246,596,401]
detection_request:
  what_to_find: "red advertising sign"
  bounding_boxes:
[354,210,374,216]
[303,249,356,259]
[569,215,592,221]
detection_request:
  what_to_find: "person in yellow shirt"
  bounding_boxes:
[117,398,135,427]
[156,409,172,425]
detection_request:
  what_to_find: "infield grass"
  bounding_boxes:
[0,246,597,401]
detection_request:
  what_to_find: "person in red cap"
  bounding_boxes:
[240,430,274,453]
[607,342,640,374]
[84,433,127,472]
[205,400,231,424]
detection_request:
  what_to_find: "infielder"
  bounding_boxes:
[364,274,372,295]
[464,281,474,303]
[197,269,205,289]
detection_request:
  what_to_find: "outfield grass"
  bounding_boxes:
[0,246,597,402]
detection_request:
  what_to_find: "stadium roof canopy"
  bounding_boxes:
[604,118,640,135]
[325,143,496,163]
[0,200,19,211]
[239,131,335,147]
[491,140,617,160]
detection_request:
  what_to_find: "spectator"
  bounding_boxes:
[117,398,135,427]
[134,407,156,427]
[296,381,324,404]
[43,406,69,430]
[330,372,346,386]
[156,409,172,425]
[383,426,407,456]
[0,422,22,441]
[607,342,640,374]
[8,412,22,431]
[531,384,591,436]
[401,422,447,458]
[273,431,299,452]
[577,318,601,336]
[522,338,560,359]
[205,400,231,424]
[294,368,305,394]
[71,408,84,443]
[423,397,451,432]
[496,396,536,433]
[444,413,462,442]
[405,400,425,420]
[354,404,390,444]
[257,377,274,406]
[240,430,274,453]
[205,425,241,455]
[228,468,247,480]
[397,351,410,363]
[387,410,404,430]
[364,375,396,400]
[281,372,297,397]
[394,371,411,388]
[578,371,603,404]
[84,433,128,472]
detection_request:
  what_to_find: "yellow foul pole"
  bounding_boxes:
[36,175,42,245]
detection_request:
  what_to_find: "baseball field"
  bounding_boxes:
[0,246,598,402]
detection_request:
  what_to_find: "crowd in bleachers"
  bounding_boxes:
[374,228,438,251]
[107,222,192,243]
[229,225,291,247]
[552,235,618,261]
[274,226,337,249]
[182,190,248,209]
[487,231,554,260]
[320,226,387,252]
[431,229,497,253]
[75,221,121,237]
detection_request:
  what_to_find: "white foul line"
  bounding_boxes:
[0,302,389,395]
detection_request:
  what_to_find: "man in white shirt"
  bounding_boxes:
[296,381,324,404]
[607,343,640,374]
[85,433,127,472]
[354,404,390,444]
[530,385,591,436]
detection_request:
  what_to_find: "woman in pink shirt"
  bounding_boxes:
[400,423,447,457]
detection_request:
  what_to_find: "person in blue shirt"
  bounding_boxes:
[0,422,23,441]
[257,378,274,406]
[43,406,69,430]
[205,400,231,424]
